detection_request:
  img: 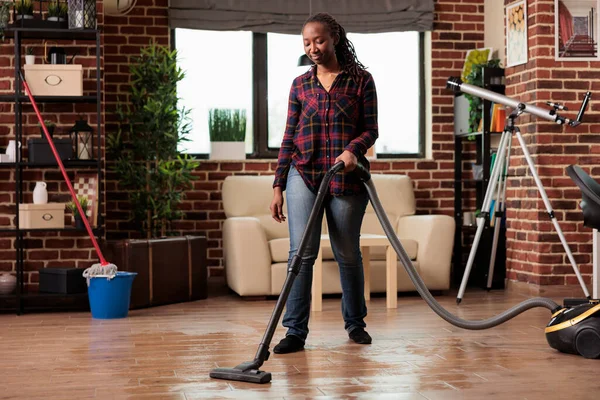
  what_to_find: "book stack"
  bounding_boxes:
[490,103,507,132]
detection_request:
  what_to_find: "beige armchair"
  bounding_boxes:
[221,173,455,297]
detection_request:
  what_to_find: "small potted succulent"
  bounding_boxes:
[25,46,35,65]
[15,0,33,20]
[66,195,89,230]
[47,0,67,22]
[38,120,55,137]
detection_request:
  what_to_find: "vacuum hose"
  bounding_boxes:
[354,163,561,329]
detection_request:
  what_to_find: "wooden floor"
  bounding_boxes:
[0,281,598,399]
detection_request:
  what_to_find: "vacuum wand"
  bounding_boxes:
[446,77,591,127]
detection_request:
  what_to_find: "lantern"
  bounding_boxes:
[67,0,96,29]
[69,119,93,160]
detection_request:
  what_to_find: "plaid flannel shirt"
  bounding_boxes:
[273,66,378,196]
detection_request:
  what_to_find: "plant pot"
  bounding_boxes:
[87,272,137,319]
[74,215,86,230]
[40,125,54,138]
[25,55,35,65]
[209,141,246,160]
[16,14,34,20]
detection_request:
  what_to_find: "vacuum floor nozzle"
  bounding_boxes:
[209,367,272,384]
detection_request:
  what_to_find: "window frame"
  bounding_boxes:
[171,30,426,160]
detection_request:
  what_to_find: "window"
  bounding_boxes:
[175,29,424,158]
[174,28,254,155]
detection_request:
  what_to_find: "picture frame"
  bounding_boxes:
[555,0,600,61]
[73,172,98,227]
[506,0,528,67]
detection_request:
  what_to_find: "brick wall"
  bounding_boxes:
[503,0,599,288]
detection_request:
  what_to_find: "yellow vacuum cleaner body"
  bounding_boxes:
[546,302,600,359]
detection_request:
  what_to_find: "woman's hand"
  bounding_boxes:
[270,187,286,223]
[335,150,358,172]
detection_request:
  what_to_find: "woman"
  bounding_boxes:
[270,12,378,354]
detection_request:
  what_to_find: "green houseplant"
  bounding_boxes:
[38,119,55,137]
[464,58,502,135]
[66,195,89,230]
[47,0,67,21]
[209,108,247,160]
[108,42,199,239]
[105,44,207,311]
[15,0,33,19]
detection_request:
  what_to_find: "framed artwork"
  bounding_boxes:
[506,0,528,67]
[555,0,600,61]
[74,172,98,227]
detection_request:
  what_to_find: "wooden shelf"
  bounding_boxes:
[0,227,103,235]
[0,95,98,104]
[4,27,98,41]
[0,160,99,168]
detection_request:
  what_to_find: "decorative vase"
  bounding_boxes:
[6,140,21,162]
[0,273,16,295]
[33,182,48,204]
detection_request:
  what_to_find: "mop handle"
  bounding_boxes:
[19,72,109,266]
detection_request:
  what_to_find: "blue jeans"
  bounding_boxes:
[282,166,369,342]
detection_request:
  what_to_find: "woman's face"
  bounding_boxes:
[302,22,337,65]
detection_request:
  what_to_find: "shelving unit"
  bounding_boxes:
[453,67,506,290]
[0,27,103,314]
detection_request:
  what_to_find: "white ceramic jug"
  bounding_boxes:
[33,181,48,204]
[6,140,21,162]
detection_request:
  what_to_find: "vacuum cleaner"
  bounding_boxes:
[210,160,600,385]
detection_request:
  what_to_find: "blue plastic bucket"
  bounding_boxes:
[87,271,137,319]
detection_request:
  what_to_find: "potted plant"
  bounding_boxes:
[47,0,67,22]
[38,119,55,137]
[25,47,35,65]
[104,43,207,309]
[108,43,199,238]
[66,195,89,230]
[209,108,247,160]
[15,0,33,20]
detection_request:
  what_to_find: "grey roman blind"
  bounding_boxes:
[168,0,434,34]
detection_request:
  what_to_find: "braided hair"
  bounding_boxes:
[303,13,366,83]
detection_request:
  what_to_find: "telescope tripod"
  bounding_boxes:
[457,104,591,303]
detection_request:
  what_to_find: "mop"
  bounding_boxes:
[18,71,117,282]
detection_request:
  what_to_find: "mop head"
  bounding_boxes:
[82,263,118,286]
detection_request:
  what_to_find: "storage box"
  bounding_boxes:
[101,236,208,309]
[18,203,65,229]
[39,268,87,294]
[23,64,83,96]
[28,138,73,164]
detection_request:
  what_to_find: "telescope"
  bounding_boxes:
[446,77,591,127]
